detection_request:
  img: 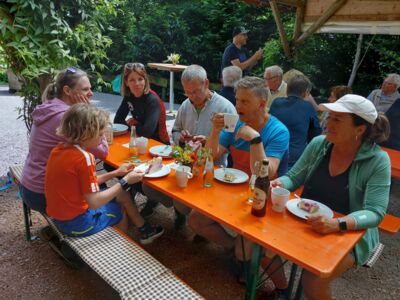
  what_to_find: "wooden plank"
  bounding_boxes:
[296,0,348,45]
[305,14,400,22]
[305,0,400,18]
[269,0,291,57]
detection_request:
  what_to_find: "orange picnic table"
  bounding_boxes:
[104,135,365,300]
[381,146,400,180]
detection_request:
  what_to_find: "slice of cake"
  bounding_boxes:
[223,172,236,182]
[146,157,163,174]
[297,199,320,213]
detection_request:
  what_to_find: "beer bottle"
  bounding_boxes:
[129,125,138,158]
[251,159,270,217]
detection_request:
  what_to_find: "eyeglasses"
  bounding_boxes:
[264,75,279,81]
[184,88,204,97]
[125,63,145,70]
[66,67,77,74]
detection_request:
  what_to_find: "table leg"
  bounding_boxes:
[169,71,174,113]
[245,244,262,300]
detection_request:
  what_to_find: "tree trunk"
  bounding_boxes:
[348,34,363,87]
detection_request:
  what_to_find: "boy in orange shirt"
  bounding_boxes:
[45,103,163,244]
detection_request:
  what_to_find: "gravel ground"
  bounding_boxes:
[0,85,398,299]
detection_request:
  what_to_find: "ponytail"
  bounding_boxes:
[352,112,390,144]
[41,82,57,103]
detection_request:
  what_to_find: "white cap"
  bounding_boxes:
[318,94,377,124]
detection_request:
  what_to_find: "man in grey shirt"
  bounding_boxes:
[172,64,236,145]
[143,65,236,228]
[367,73,400,113]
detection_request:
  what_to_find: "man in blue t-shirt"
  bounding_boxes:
[188,77,290,289]
[270,74,322,168]
[220,26,263,77]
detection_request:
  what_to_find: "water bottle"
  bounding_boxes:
[129,125,138,158]
[203,149,214,187]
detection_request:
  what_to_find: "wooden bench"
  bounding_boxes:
[9,165,203,299]
[381,146,400,180]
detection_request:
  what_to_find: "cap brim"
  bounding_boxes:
[318,102,352,113]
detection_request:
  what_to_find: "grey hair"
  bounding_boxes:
[235,76,268,100]
[264,65,283,78]
[181,65,207,83]
[287,74,312,97]
[386,73,400,89]
[222,66,243,87]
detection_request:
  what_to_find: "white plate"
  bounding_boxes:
[149,145,172,158]
[134,163,170,178]
[113,124,128,136]
[214,168,249,184]
[286,199,334,219]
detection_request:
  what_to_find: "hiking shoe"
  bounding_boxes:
[140,200,158,219]
[39,226,57,242]
[174,210,186,230]
[139,224,164,245]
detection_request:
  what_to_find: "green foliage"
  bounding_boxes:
[0,0,116,130]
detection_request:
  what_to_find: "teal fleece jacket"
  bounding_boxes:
[279,135,391,265]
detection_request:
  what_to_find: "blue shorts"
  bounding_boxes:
[54,200,123,237]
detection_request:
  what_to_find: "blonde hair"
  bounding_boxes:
[42,67,88,103]
[57,103,109,144]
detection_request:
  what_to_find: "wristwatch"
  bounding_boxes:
[119,178,131,191]
[338,218,347,233]
[250,136,262,145]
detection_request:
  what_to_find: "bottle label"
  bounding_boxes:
[252,187,266,210]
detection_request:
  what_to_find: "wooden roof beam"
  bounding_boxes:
[293,0,305,42]
[295,0,348,45]
[269,0,291,57]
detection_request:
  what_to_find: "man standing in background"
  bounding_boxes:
[221,26,263,77]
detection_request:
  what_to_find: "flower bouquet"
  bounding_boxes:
[172,140,207,176]
[165,53,181,65]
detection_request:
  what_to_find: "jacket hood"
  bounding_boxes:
[32,98,69,126]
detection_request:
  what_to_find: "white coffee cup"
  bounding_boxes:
[175,165,193,188]
[224,113,239,133]
[271,187,290,213]
[136,137,148,154]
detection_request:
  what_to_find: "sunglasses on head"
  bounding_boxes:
[66,67,77,74]
[125,63,145,70]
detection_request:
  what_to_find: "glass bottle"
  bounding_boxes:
[251,159,270,217]
[129,125,138,158]
[203,149,214,187]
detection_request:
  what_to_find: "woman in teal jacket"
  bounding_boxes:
[272,94,391,300]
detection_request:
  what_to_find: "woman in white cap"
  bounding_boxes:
[271,94,391,300]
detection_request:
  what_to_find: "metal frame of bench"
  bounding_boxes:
[9,165,203,299]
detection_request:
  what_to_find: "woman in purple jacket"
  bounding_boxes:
[20,67,108,213]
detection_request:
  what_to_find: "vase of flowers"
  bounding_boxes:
[172,140,206,175]
[166,53,181,65]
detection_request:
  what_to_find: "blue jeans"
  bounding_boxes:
[19,184,46,213]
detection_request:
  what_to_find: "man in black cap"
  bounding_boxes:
[220,26,263,77]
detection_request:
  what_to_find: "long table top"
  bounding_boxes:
[104,135,364,278]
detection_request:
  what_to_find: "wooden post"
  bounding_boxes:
[269,0,291,58]
[295,0,348,45]
[293,0,305,42]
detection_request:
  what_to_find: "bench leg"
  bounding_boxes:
[22,201,38,241]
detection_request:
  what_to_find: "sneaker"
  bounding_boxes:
[139,223,164,245]
[174,209,186,230]
[140,200,158,219]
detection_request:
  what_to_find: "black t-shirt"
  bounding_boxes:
[114,93,161,141]
[221,43,248,76]
[301,145,351,215]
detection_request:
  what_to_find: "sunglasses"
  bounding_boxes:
[125,63,145,70]
[66,67,77,74]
